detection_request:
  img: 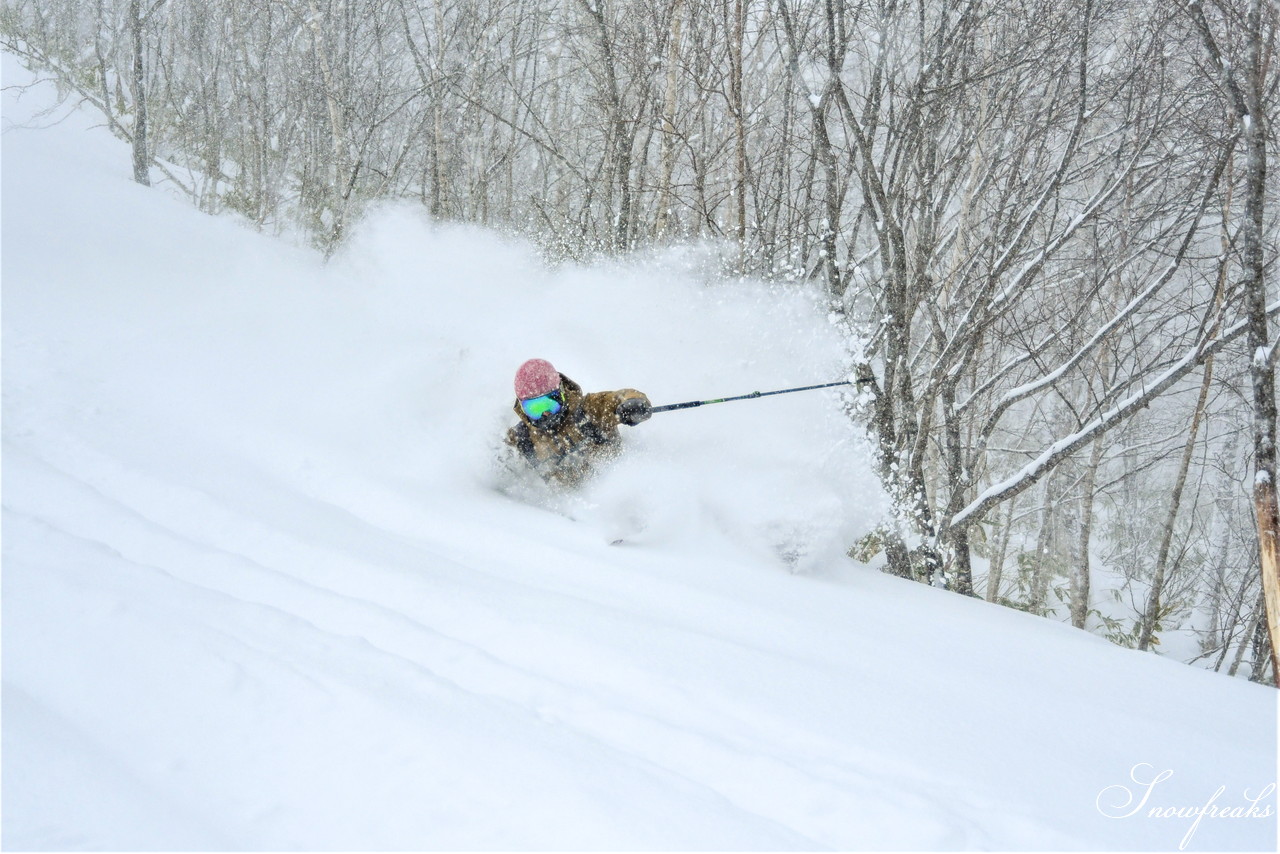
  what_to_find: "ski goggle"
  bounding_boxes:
[520,389,564,421]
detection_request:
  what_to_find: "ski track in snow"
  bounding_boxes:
[4,431,994,849]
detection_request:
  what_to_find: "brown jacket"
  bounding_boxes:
[506,373,649,487]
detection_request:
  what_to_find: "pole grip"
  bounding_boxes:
[651,400,707,413]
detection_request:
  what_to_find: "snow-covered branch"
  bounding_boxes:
[947,300,1280,534]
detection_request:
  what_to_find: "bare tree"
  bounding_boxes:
[1185,0,1279,682]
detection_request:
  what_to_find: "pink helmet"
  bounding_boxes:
[514,358,561,399]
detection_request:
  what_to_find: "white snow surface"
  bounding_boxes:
[3,54,1277,851]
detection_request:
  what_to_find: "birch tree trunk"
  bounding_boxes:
[1239,0,1280,685]
[1231,590,1267,677]
[655,0,684,241]
[303,0,349,246]
[1028,471,1057,614]
[1069,439,1104,629]
[728,0,747,258]
[1137,357,1215,651]
[129,0,150,186]
[985,497,1017,604]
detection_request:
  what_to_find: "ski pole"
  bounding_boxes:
[651,379,870,414]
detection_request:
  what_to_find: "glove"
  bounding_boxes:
[617,395,652,426]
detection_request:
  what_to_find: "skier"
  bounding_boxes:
[505,358,652,488]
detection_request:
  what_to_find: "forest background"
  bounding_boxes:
[3,0,1278,682]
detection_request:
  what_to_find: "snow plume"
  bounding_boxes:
[316,200,885,566]
[3,52,1275,852]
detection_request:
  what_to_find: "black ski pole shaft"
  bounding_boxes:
[651,379,863,414]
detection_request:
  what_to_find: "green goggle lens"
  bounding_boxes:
[520,391,563,420]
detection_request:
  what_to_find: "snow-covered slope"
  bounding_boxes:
[3,54,1275,851]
